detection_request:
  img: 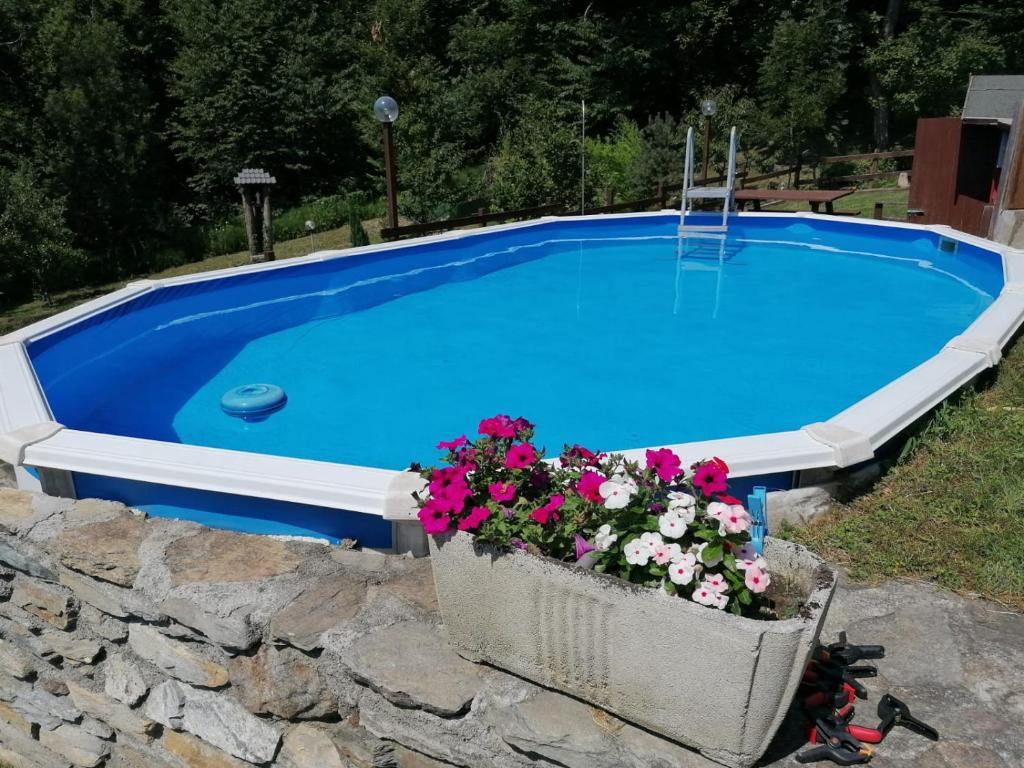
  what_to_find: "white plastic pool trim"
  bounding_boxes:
[2,211,1023,523]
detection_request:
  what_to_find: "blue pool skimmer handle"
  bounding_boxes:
[747,486,768,556]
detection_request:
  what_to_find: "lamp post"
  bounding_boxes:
[374,95,400,230]
[700,99,717,183]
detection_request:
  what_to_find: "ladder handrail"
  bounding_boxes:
[680,125,739,233]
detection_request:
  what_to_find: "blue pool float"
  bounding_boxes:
[221,384,287,420]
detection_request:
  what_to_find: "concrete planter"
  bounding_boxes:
[428,532,836,768]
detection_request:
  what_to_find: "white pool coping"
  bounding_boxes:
[2,211,1022,522]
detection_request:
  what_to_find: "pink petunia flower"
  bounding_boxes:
[574,534,595,561]
[576,471,607,503]
[488,482,517,503]
[479,414,517,438]
[645,448,683,483]
[418,501,451,535]
[529,494,564,525]
[436,435,468,451]
[704,573,730,593]
[692,461,728,496]
[505,443,537,468]
[457,505,492,531]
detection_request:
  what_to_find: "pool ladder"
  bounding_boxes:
[679,125,738,234]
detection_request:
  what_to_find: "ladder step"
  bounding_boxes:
[684,186,731,198]
[678,224,729,233]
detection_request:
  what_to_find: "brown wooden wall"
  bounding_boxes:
[908,117,1001,236]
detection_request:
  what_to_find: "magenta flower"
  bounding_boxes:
[560,443,600,467]
[692,461,728,496]
[479,414,516,438]
[418,501,451,535]
[505,442,537,469]
[574,534,595,561]
[511,416,534,439]
[646,448,683,483]
[436,435,468,451]
[529,494,564,524]
[457,505,492,531]
[488,482,517,503]
[575,470,606,503]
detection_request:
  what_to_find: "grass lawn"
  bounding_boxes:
[762,186,909,219]
[789,334,1024,610]
[0,217,393,337]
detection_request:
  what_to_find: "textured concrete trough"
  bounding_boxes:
[428,532,837,768]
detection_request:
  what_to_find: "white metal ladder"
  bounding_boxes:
[679,125,738,234]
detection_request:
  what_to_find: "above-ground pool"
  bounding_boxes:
[2,212,1023,546]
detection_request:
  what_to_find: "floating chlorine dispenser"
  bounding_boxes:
[220,384,287,421]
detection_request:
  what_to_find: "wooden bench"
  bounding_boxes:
[734,188,854,214]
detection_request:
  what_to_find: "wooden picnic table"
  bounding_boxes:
[734,188,853,214]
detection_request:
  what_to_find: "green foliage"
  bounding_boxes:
[585,118,646,203]
[1,0,1022,300]
[757,0,853,164]
[164,0,365,218]
[865,1,1008,120]
[0,166,83,306]
[484,107,580,211]
[348,195,370,247]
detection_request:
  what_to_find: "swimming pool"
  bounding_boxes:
[2,212,1022,546]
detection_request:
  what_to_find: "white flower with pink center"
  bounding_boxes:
[716,505,752,536]
[703,573,729,593]
[745,564,771,593]
[668,553,697,585]
[651,541,683,566]
[624,538,652,566]
[690,541,723,568]
[692,585,718,606]
[711,592,728,610]
[658,510,688,539]
[594,524,617,551]
[640,531,663,551]
[599,477,636,509]
[666,492,697,524]
[705,501,730,521]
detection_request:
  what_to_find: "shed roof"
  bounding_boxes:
[963,75,1024,126]
[233,168,276,186]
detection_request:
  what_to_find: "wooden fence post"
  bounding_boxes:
[657,181,666,210]
[873,202,884,220]
[605,188,615,207]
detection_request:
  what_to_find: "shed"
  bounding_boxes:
[908,75,1024,240]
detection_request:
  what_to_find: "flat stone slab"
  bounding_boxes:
[341,621,487,717]
[56,514,149,587]
[269,573,367,651]
[164,529,310,585]
[128,624,228,688]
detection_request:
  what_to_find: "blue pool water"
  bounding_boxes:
[30,215,1002,473]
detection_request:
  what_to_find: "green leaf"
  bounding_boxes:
[663,580,677,596]
[738,589,752,605]
[702,543,723,563]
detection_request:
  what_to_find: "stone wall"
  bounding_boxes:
[0,487,716,768]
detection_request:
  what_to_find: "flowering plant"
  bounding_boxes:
[413,415,771,616]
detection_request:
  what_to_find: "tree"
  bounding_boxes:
[865,0,1007,131]
[165,0,366,217]
[757,0,853,167]
[0,166,83,306]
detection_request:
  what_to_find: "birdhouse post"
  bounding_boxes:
[233,168,277,263]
